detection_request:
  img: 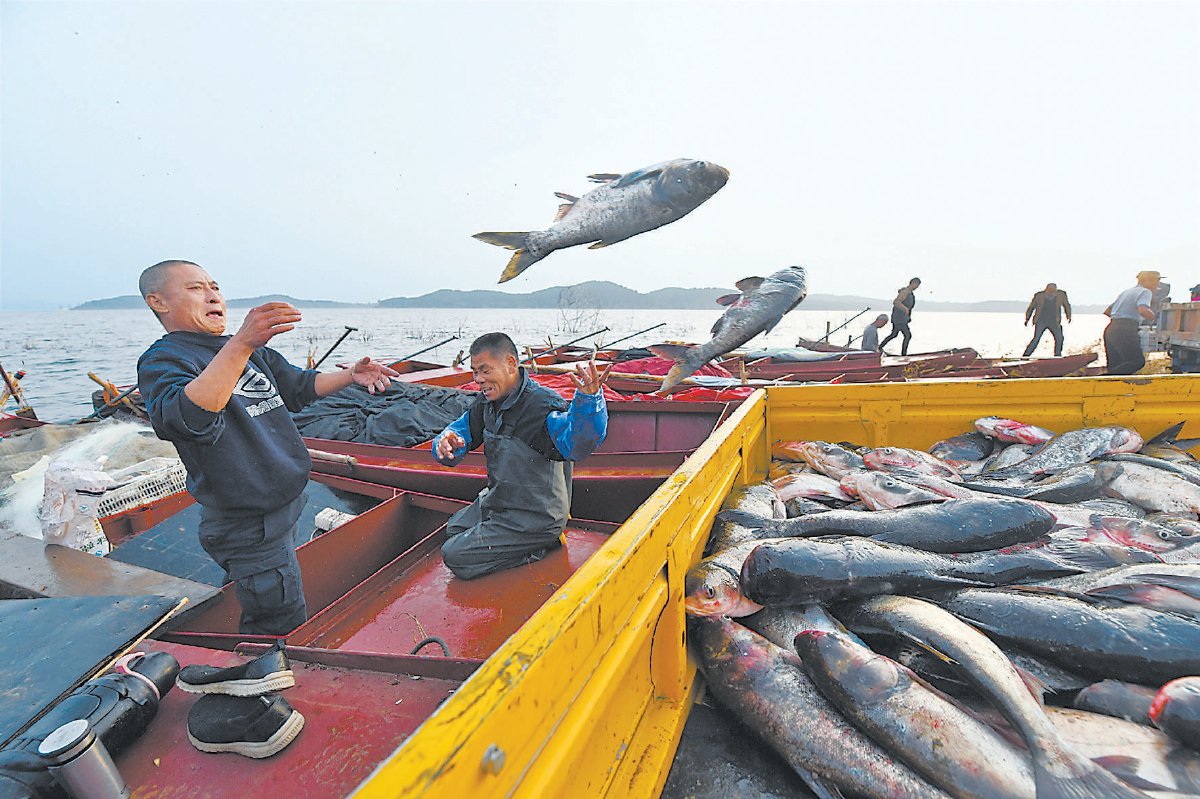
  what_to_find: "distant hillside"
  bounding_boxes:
[73,293,369,310]
[378,281,727,309]
[73,284,1106,313]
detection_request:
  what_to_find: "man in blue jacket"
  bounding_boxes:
[432,333,610,579]
[137,260,397,634]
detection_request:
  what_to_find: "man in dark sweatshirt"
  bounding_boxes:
[137,260,397,634]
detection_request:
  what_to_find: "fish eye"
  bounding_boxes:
[1160,531,1171,539]
[704,586,716,599]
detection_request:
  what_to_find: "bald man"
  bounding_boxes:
[136,260,397,634]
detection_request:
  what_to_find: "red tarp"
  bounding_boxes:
[459,373,629,402]
[612,356,733,378]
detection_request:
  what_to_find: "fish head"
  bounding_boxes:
[684,562,762,618]
[793,630,902,701]
[1089,516,1196,554]
[659,159,730,203]
[844,472,942,510]
[771,440,808,462]
[975,416,1054,445]
[863,446,919,471]
[1107,427,1145,454]
[798,441,861,477]
[1149,677,1200,725]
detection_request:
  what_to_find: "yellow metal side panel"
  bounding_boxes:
[352,393,769,799]
[766,375,1200,451]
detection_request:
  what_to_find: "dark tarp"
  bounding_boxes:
[291,382,478,447]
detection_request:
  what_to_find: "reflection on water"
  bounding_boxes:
[0,307,1110,422]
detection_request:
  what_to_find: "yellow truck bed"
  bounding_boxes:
[353,375,1200,798]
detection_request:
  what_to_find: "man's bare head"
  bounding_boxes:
[139,260,227,334]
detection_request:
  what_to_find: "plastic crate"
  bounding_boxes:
[97,459,188,517]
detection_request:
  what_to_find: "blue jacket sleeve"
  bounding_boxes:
[545,390,608,461]
[431,411,477,467]
[137,349,226,445]
[259,347,319,411]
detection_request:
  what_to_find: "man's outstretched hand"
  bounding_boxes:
[436,430,465,461]
[569,360,615,395]
[232,302,303,350]
[347,356,400,394]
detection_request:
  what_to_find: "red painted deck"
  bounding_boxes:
[116,641,463,798]
[300,527,611,659]
[164,490,619,665]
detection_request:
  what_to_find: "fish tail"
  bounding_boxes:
[1032,747,1154,799]
[472,232,544,283]
[649,343,703,393]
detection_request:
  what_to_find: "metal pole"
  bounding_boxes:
[313,326,359,369]
[818,307,871,343]
[395,336,458,363]
[599,322,667,351]
[78,384,140,421]
[519,326,611,364]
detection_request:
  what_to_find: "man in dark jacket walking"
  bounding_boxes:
[1022,283,1072,357]
[432,333,610,579]
[137,260,397,634]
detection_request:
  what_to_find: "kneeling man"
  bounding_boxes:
[432,333,609,579]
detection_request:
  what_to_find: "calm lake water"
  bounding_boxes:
[1,307,1111,422]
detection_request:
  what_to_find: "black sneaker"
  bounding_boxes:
[176,641,294,696]
[187,693,304,758]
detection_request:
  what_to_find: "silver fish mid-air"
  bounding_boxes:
[473,158,730,283]
[651,266,808,392]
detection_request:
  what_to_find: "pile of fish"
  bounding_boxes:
[686,418,1200,798]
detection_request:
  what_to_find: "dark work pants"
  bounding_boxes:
[1103,319,1145,375]
[1023,322,1064,357]
[198,496,308,636]
[441,491,564,580]
[879,322,912,355]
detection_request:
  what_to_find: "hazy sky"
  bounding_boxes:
[2,0,1197,310]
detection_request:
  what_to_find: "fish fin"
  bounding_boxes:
[710,318,726,338]
[1087,574,1200,603]
[472,231,528,250]
[1014,663,1049,704]
[1034,753,1159,799]
[648,343,692,364]
[586,172,622,183]
[1089,756,1173,792]
[553,191,579,202]
[714,508,776,531]
[1147,421,1186,445]
[734,276,765,294]
[553,203,574,222]
[1175,437,1200,450]
[1042,539,1129,573]
[498,249,545,283]
[611,166,665,188]
[715,292,742,306]
[1137,573,1200,598]
[587,233,636,249]
[792,767,846,799]
[762,313,786,335]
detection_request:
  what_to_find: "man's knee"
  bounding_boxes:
[235,564,307,636]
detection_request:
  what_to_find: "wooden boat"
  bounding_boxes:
[11,376,1198,798]
[342,374,1199,798]
[727,348,982,381]
[303,400,737,523]
[0,412,46,436]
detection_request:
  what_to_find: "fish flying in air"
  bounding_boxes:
[473,158,730,283]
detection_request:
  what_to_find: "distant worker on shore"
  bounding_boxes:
[860,314,888,352]
[137,260,397,634]
[432,333,611,579]
[879,277,921,356]
[1022,282,1072,357]
[1191,283,1200,302]
[1102,270,1161,375]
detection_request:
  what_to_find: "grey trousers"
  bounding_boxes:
[441,494,564,580]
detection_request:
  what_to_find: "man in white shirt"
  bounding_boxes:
[1102,270,1160,375]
